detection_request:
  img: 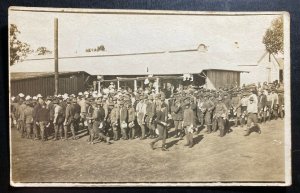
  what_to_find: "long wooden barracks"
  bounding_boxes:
[10,46,282,96]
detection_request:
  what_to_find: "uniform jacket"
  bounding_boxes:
[36,104,50,122]
[214,102,228,118]
[258,94,267,110]
[127,107,135,123]
[17,103,27,121]
[23,106,34,124]
[119,106,128,123]
[146,101,156,118]
[171,103,184,121]
[110,107,120,124]
[183,107,195,127]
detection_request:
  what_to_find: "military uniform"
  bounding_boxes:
[23,101,34,138]
[119,103,128,140]
[110,105,120,141]
[202,95,215,133]
[182,102,195,148]
[171,98,184,138]
[214,97,228,137]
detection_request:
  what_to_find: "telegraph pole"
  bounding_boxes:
[54,18,59,95]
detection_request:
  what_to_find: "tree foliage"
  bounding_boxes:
[262,16,283,55]
[36,46,52,55]
[86,45,105,53]
[10,24,33,65]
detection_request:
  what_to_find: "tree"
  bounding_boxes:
[10,24,33,65]
[262,16,283,55]
[85,45,105,53]
[36,46,52,55]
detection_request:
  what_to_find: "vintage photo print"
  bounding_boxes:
[9,7,291,186]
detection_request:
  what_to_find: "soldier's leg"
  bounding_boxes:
[39,122,45,141]
[184,127,190,146]
[174,120,179,138]
[58,123,63,140]
[140,124,146,139]
[245,114,254,136]
[63,124,68,140]
[131,126,136,139]
[218,117,225,137]
[70,122,77,140]
[188,132,194,148]
[25,123,31,138]
[162,127,167,147]
[53,123,58,140]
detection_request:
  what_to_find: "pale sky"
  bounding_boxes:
[9,9,280,58]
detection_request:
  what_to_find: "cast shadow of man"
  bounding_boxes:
[166,134,204,149]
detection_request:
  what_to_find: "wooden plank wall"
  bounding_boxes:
[207,70,240,89]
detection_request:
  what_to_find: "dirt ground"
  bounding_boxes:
[11,119,285,184]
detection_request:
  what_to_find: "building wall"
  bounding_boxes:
[240,55,280,85]
[10,73,88,96]
[205,70,240,89]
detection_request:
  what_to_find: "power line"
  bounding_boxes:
[23,49,200,61]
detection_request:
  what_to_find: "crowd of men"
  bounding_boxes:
[10,81,285,151]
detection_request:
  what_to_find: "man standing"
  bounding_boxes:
[171,97,184,139]
[214,96,228,137]
[127,102,136,139]
[36,97,50,141]
[257,90,267,123]
[145,95,156,138]
[110,102,120,141]
[52,100,64,141]
[64,99,77,140]
[245,96,261,136]
[202,94,215,134]
[231,92,242,127]
[240,93,248,127]
[23,100,34,139]
[119,101,128,140]
[150,103,168,151]
[182,98,195,148]
[136,95,147,140]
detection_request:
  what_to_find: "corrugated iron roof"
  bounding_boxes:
[11,71,90,81]
[10,50,258,75]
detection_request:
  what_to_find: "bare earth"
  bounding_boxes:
[11,119,285,184]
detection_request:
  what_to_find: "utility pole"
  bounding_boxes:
[54,18,59,95]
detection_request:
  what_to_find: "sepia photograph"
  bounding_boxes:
[8,7,291,186]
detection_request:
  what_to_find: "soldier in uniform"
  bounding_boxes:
[17,95,26,137]
[240,93,248,127]
[72,98,81,133]
[214,96,228,137]
[110,102,120,141]
[257,90,267,123]
[245,96,261,136]
[52,99,64,140]
[119,101,128,140]
[36,96,50,141]
[182,98,195,148]
[231,92,242,127]
[91,101,110,144]
[136,95,147,140]
[127,101,136,139]
[150,103,168,151]
[23,100,34,139]
[171,97,184,139]
[278,91,284,119]
[196,93,205,131]
[145,95,156,138]
[202,94,215,134]
[64,99,78,140]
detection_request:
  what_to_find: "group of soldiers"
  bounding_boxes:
[10,82,284,151]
